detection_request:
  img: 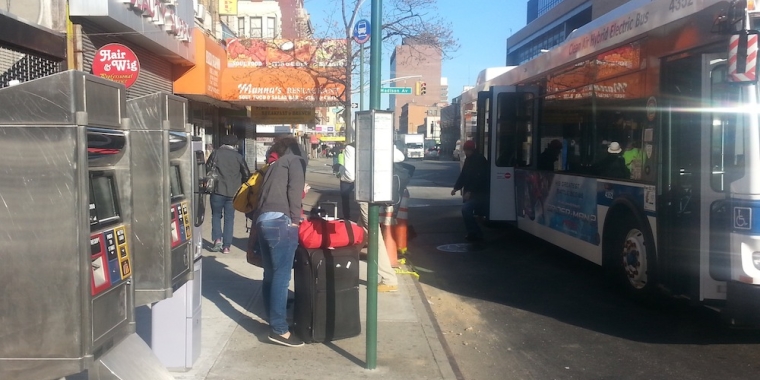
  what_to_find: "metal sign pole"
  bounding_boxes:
[360,46,365,111]
[366,0,382,370]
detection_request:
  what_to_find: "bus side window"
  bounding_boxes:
[539,94,589,172]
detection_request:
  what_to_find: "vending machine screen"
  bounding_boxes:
[170,164,183,199]
[90,172,120,227]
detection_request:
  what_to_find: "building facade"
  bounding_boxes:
[399,103,439,135]
[222,0,311,39]
[439,96,461,157]
[507,0,630,65]
[389,38,442,131]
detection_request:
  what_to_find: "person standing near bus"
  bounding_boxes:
[340,142,402,292]
[450,140,490,241]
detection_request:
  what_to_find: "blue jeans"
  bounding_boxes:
[256,214,298,335]
[210,194,235,248]
[462,196,486,238]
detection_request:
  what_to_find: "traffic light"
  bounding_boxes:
[416,81,427,95]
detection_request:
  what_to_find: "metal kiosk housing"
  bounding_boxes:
[0,71,172,380]
[127,92,194,307]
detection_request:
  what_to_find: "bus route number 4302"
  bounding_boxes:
[670,0,694,12]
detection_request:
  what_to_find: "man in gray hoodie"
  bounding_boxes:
[207,134,250,253]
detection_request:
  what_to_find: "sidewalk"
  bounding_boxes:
[170,157,457,380]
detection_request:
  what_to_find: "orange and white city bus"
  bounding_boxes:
[461,0,760,325]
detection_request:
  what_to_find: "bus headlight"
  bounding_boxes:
[753,252,760,270]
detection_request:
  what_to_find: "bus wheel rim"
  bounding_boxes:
[622,229,647,290]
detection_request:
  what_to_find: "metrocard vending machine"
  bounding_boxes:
[127,92,194,307]
[0,71,173,379]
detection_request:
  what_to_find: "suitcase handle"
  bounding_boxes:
[317,218,356,248]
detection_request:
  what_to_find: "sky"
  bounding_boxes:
[303,0,529,105]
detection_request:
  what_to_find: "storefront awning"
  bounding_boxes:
[219,38,346,107]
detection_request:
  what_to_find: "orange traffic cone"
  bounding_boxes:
[394,188,410,256]
[380,205,399,267]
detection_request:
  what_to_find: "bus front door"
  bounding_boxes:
[661,53,727,301]
[487,86,538,222]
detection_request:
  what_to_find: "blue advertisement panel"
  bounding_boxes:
[516,171,600,245]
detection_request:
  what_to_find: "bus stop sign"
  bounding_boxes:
[353,19,370,44]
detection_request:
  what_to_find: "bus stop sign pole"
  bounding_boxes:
[367,0,382,370]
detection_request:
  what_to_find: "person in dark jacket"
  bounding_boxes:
[254,136,306,347]
[450,140,490,241]
[207,134,250,253]
[596,141,630,179]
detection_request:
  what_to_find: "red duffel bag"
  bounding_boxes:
[298,217,365,249]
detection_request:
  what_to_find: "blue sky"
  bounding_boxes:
[304,0,528,104]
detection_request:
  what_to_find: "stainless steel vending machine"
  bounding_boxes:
[127,93,194,307]
[0,71,173,379]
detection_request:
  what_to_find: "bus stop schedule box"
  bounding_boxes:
[355,110,394,203]
[0,71,135,379]
[127,92,194,307]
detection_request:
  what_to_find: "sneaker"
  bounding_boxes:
[211,239,222,252]
[268,331,304,347]
[222,247,231,254]
[377,283,398,293]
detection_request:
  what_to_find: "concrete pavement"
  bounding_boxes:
[168,157,459,380]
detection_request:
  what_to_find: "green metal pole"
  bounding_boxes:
[366,0,382,371]
[359,46,365,111]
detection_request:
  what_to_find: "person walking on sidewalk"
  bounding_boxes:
[255,136,307,347]
[208,134,250,254]
[451,140,489,241]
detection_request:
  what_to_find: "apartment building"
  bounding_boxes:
[223,0,311,39]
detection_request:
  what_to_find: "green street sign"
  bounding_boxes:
[380,87,412,94]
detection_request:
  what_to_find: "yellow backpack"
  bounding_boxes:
[233,163,271,214]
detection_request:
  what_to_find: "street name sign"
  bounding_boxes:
[380,87,412,94]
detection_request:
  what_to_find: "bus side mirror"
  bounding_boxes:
[728,31,759,83]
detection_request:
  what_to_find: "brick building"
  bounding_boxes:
[390,38,442,131]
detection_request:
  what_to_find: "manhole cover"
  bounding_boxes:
[436,243,484,253]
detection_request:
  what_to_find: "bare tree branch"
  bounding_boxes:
[305,0,459,138]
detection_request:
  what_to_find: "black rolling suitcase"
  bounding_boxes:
[293,244,361,343]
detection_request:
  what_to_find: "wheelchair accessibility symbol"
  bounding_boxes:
[734,207,752,230]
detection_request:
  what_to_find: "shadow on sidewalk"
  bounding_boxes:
[201,256,269,337]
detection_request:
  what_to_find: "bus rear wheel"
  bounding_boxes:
[607,217,656,297]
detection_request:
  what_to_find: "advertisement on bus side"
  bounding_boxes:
[516,171,599,245]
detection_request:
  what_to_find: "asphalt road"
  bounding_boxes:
[402,159,760,380]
